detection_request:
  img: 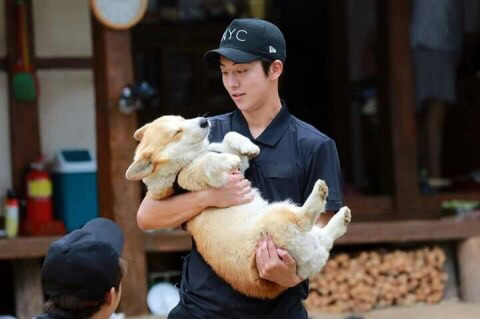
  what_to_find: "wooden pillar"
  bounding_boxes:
[13,259,44,319]
[5,0,42,195]
[91,18,148,315]
[378,0,420,219]
[329,0,353,188]
[457,236,480,302]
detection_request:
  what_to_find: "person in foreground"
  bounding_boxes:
[36,218,126,319]
[136,18,343,318]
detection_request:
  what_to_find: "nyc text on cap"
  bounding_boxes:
[204,18,286,63]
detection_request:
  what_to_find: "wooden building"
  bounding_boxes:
[0,0,479,318]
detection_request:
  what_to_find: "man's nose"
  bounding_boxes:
[226,74,239,88]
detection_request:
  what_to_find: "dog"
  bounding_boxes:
[126,115,351,299]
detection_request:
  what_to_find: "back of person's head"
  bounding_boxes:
[41,218,125,319]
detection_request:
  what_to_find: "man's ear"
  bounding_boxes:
[269,60,283,80]
[104,287,115,306]
[133,123,150,141]
[125,156,153,180]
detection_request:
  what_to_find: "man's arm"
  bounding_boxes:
[137,172,253,230]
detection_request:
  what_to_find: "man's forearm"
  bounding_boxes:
[137,190,212,230]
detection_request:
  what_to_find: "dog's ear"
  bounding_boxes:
[133,124,150,141]
[125,157,153,180]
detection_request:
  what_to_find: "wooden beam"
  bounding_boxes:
[6,0,42,195]
[337,214,480,244]
[91,17,148,315]
[380,0,420,218]
[144,230,192,253]
[0,236,60,259]
[457,236,480,302]
[144,214,480,250]
[35,57,92,69]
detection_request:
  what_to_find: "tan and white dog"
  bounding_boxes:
[126,115,351,299]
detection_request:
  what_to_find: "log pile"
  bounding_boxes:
[305,246,448,313]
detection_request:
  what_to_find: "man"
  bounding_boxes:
[137,18,343,318]
[37,218,126,319]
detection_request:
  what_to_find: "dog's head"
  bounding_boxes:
[126,115,210,181]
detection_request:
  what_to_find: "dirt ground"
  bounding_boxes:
[130,301,480,319]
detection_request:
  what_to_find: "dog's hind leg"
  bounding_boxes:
[296,180,328,232]
[317,206,351,244]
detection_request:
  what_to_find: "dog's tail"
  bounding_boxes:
[296,180,328,231]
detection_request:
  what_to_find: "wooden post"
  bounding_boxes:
[457,236,480,302]
[378,0,420,219]
[91,18,148,314]
[13,259,44,319]
[329,0,353,189]
[5,0,42,195]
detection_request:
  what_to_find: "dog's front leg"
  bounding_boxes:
[178,152,241,190]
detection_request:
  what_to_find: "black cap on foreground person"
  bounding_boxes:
[38,218,126,319]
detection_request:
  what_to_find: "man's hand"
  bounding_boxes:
[208,171,254,207]
[255,234,303,287]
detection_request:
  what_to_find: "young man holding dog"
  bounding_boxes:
[136,18,343,319]
[36,218,125,319]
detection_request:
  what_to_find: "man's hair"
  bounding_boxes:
[43,258,127,319]
[260,59,285,81]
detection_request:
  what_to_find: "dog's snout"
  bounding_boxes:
[199,118,209,128]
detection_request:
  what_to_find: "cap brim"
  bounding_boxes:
[203,48,261,64]
[82,218,124,255]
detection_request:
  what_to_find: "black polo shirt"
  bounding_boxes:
[176,103,343,319]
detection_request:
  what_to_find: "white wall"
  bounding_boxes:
[38,70,96,163]
[33,0,92,57]
[0,0,95,199]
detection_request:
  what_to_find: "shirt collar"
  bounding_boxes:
[231,101,291,147]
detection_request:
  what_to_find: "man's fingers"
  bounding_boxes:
[266,235,278,259]
[277,248,295,265]
[256,238,268,270]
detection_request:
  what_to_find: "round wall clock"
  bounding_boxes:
[90,0,148,30]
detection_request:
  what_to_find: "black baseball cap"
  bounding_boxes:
[204,18,286,64]
[41,218,125,301]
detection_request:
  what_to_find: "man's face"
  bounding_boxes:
[219,56,271,113]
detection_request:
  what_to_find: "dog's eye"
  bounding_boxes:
[172,129,182,137]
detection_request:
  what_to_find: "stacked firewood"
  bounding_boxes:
[305,247,448,313]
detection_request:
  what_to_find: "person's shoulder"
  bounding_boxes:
[291,115,335,146]
[34,315,51,319]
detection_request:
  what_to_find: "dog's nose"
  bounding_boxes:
[199,118,209,128]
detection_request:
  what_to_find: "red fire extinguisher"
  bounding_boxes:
[26,158,53,225]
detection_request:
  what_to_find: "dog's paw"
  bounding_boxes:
[224,132,260,159]
[205,154,241,187]
[313,180,329,201]
[342,207,351,226]
[220,153,241,172]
